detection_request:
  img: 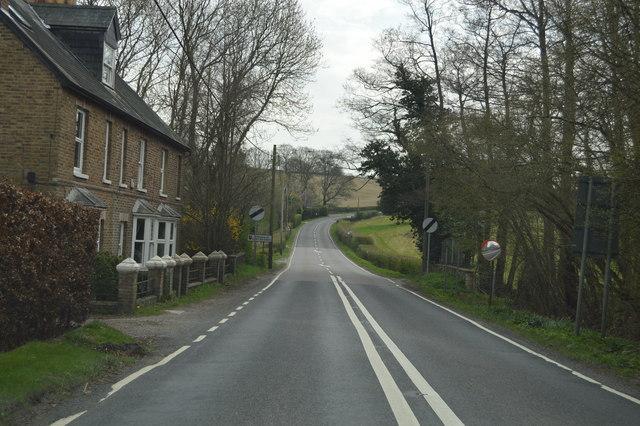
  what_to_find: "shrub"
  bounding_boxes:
[92,252,123,301]
[293,213,302,228]
[0,183,99,352]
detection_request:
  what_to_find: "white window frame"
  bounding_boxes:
[160,149,168,197]
[132,216,155,265]
[74,109,88,179]
[155,220,177,258]
[117,221,126,256]
[102,43,116,88]
[137,139,146,192]
[118,129,128,188]
[102,121,112,184]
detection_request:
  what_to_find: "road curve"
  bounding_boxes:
[53,216,640,425]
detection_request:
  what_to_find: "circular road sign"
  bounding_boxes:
[422,217,438,234]
[249,205,265,222]
[481,240,501,261]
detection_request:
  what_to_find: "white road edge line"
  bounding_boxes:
[337,276,464,426]
[400,287,640,406]
[100,345,191,402]
[193,335,207,343]
[330,275,420,426]
[50,410,87,426]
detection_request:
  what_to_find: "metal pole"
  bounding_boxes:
[601,182,616,338]
[575,176,593,336]
[489,261,497,306]
[268,145,276,269]
[426,232,431,275]
[443,244,448,287]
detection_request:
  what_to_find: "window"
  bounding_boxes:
[156,221,176,257]
[132,217,155,264]
[137,139,146,191]
[160,149,168,197]
[176,155,182,200]
[102,43,116,87]
[117,222,126,257]
[102,121,112,184]
[74,109,88,179]
[97,217,105,251]
[119,129,127,188]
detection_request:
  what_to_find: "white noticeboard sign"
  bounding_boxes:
[248,234,272,242]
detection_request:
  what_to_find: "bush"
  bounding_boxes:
[301,205,328,220]
[0,183,99,352]
[352,210,380,221]
[293,213,302,228]
[92,252,123,301]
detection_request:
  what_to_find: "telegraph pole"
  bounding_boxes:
[268,144,276,269]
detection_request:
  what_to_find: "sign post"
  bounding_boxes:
[422,218,438,274]
[249,205,264,266]
[481,240,501,306]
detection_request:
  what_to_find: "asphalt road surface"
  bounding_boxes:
[51,216,640,425]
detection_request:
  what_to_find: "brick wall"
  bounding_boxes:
[1,19,187,258]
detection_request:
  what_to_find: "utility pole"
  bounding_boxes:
[268,145,276,269]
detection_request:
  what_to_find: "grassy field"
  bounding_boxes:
[350,216,420,259]
[330,177,381,209]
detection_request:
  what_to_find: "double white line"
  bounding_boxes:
[331,275,463,426]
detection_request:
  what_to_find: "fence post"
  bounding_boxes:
[218,251,227,284]
[146,256,167,299]
[116,258,140,314]
[192,251,208,285]
[179,253,192,295]
[162,255,176,296]
[208,251,222,282]
[172,253,182,296]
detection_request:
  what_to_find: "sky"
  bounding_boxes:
[267,0,408,152]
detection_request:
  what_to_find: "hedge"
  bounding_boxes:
[0,183,99,352]
[334,219,421,275]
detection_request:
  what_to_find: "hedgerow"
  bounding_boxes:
[0,183,99,352]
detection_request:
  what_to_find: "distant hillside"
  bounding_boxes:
[332,177,381,209]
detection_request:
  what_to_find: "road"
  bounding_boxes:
[53,216,640,425]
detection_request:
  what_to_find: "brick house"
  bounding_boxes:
[0,0,190,265]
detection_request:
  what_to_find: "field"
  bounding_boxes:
[351,215,420,259]
[330,177,381,209]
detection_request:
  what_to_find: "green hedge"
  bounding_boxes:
[334,219,420,275]
[92,252,122,301]
[0,183,99,352]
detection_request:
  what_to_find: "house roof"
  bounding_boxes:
[1,1,188,152]
[30,3,121,39]
[66,186,108,209]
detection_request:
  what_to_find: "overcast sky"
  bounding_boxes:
[267,0,408,152]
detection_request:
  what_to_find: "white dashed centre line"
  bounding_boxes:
[219,318,228,324]
[193,335,207,343]
[228,311,237,317]
[208,326,219,332]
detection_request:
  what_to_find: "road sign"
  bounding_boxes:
[248,234,272,242]
[249,205,265,221]
[422,217,438,233]
[481,240,501,261]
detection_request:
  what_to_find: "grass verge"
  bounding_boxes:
[331,223,640,383]
[0,321,137,423]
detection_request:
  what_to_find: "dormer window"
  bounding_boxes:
[102,43,116,87]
